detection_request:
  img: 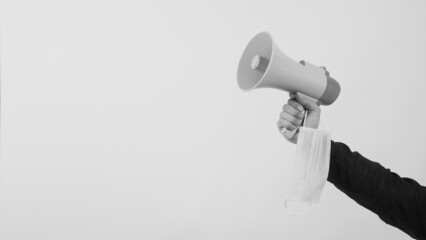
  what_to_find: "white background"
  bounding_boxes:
[1,0,426,239]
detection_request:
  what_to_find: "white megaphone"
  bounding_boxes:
[237,32,341,138]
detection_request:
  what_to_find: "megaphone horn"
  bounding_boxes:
[237,32,341,137]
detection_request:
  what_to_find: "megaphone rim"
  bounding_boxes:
[237,31,275,92]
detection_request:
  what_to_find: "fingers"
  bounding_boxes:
[294,93,320,112]
[287,98,305,113]
[277,118,297,131]
[282,104,304,120]
[277,104,304,132]
[281,110,303,126]
[281,93,321,133]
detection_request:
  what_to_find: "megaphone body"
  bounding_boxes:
[237,32,341,137]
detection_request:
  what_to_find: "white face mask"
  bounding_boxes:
[285,127,331,215]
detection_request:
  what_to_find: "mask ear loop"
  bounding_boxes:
[284,199,312,216]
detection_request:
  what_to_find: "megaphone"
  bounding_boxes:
[237,32,341,137]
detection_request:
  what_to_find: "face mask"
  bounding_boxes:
[285,127,331,215]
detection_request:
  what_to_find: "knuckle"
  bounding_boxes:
[287,99,297,106]
[289,100,303,111]
[277,119,286,126]
[288,116,298,125]
[283,104,291,111]
[284,105,298,116]
[279,111,290,119]
[280,120,293,129]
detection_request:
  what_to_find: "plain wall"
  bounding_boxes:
[1,0,426,239]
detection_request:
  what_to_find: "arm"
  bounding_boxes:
[329,141,426,239]
[277,93,426,239]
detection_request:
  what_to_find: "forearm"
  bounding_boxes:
[328,141,426,239]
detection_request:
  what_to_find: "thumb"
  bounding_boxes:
[294,93,319,112]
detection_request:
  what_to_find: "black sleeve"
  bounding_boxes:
[328,141,426,239]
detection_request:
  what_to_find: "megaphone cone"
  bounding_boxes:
[237,32,340,106]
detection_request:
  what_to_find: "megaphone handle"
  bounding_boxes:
[282,111,307,139]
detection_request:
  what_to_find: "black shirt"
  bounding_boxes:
[328,141,426,239]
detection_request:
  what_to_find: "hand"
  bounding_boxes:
[277,93,321,144]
